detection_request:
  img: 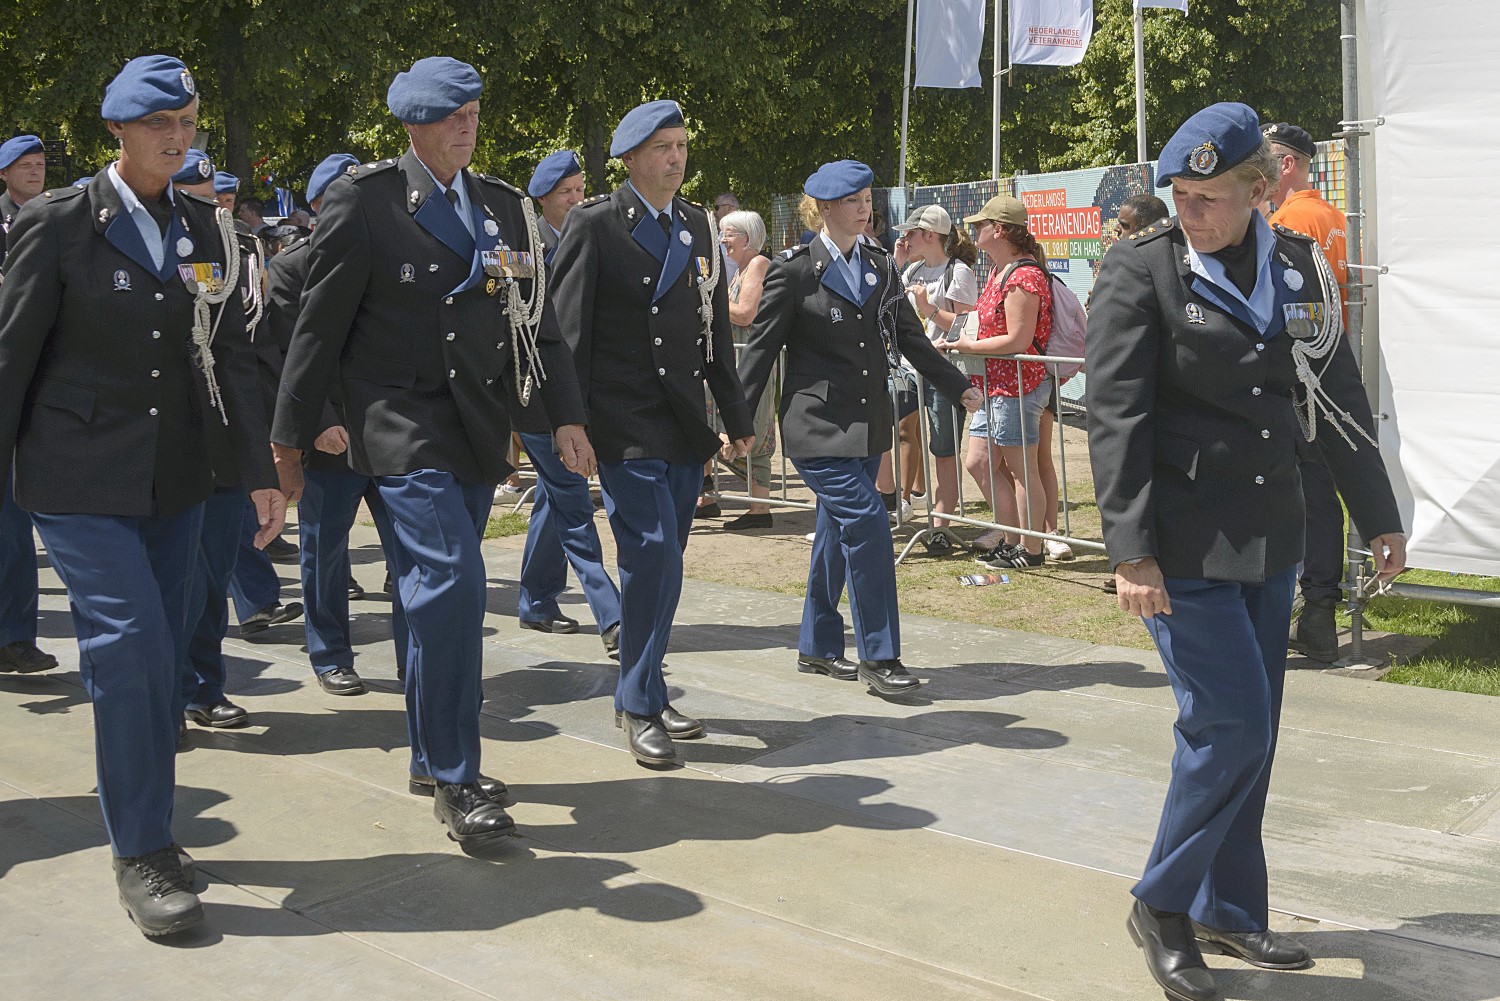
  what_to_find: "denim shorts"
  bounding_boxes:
[923,381,964,458]
[968,377,1051,448]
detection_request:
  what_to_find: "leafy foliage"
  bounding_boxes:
[0,0,1339,207]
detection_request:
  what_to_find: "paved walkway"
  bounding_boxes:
[2,521,1498,1001]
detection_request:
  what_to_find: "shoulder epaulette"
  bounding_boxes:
[779,243,810,261]
[1126,217,1177,244]
[576,194,612,211]
[37,184,87,204]
[476,173,524,198]
[1271,221,1315,243]
[862,241,889,256]
[178,191,220,210]
[349,159,399,182]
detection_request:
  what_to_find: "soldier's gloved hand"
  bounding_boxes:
[250,488,288,549]
[555,424,597,479]
[314,426,350,455]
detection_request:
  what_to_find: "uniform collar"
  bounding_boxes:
[1185,212,1276,334]
[626,178,672,219]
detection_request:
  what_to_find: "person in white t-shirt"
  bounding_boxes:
[889,205,979,552]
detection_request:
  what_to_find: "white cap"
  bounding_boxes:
[892,204,953,236]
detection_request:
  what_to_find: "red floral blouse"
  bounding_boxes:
[973,263,1053,398]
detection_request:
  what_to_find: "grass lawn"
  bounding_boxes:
[483,511,530,540]
[1357,570,1500,697]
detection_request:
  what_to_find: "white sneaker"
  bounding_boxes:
[1044,539,1074,561]
[805,532,817,542]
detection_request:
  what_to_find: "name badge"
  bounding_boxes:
[482,249,534,280]
[177,261,225,294]
[1281,301,1325,340]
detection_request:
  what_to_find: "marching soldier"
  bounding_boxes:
[511,150,621,655]
[738,160,980,695]
[551,99,754,767]
[272,152,405,698]
[0,55,284,935]
[272,57,593,846]
[528,149,585,261]
[0,133,56,675]
[1087,103,1404,1001]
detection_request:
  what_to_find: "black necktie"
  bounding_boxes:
[658,211,672,237]
[445,187,459,209]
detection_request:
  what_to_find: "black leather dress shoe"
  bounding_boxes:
[615,704,704,740]
[601,624,620,660]
[410,772,513,807]
[519,615,579,635]
[1193,922,1312,970]
[1127,899,1220,1001]
[348,579,367,601]
[113,847,203,937]
[317,666,367,696]
[239,601,304,635]
[724,512,773,531]
[0,641,58,674]
[620,711,678,766]
[185,700,249,728]
[433,782,516,847]
[694,502,721,519]
[383,571,394,594]
[857,659,922,696]
[264,536,301,565]
[797,654,859,681]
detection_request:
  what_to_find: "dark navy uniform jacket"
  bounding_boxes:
[1086,218,1401,582]
[0,191,21,268]
[0,176,275,515]
[271,149,587,485]
[738,238,972,459]
[550,183,752,464]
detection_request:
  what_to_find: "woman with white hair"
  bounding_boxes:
[718,209,777,529]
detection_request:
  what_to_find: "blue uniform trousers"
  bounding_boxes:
[0,468,39,647]
[597,459,700,716]
[227,495,281,622]
[299,465,404,676]
[376,470,492,783]
[1134,565,1297,932]
[179,489,244,712]
[792,456,900,662]
[517,432,621,633]
[33,506,203,858]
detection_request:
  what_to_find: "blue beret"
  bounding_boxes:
[1156,102,1263,187]
[101,55,198,122]
[308,153,359,205]
[803,160,875,201]
[527,149,582,198]
[213,171,238,195]
[386,56,482,125]
[0,134,43,171]
[169,148,214,186]
[610,100,684,158]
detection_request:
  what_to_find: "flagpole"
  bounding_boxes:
[1133,1,1148,163]
[992,0,1004,178]
[899,0,915,189]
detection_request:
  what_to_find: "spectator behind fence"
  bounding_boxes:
[1088,102,1404,1001]
[941,195,1054,570]
[795,193,820,247]
[892,204,979,552]
[1264,121,1352,661]
[718,209,777,530]
[1117,193,1170,238]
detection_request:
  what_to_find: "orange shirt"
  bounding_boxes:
[1269,188,1349,323]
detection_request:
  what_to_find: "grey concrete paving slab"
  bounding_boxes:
[6,522,1498,1001]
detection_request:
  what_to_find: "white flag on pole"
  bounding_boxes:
[1136,0,1188,11]
[1009,0,1094,67]
[915,0,987,89]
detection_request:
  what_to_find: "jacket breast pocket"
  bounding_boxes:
[344,355,417,389]
[1153,429,1200,480]
[784,376,829,403]
[35,379,96,422]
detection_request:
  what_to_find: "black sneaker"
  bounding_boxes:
[973,542,1021,564]
[113,847,203,936]
[986,547,1045,570]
